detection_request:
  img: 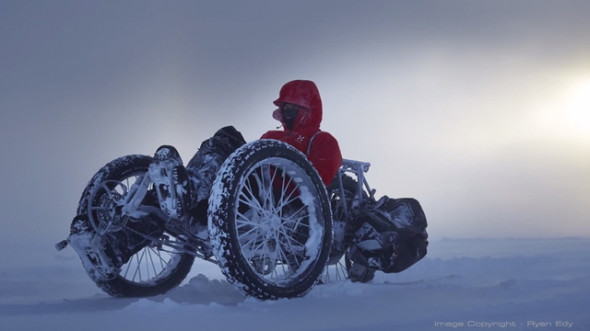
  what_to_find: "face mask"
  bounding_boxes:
[281,103,300,130]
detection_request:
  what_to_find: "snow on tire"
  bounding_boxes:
[208,139,333,300]
[76,155,194,297]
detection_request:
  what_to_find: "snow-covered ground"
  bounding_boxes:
[1,238,588,330]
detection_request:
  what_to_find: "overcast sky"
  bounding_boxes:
[1,1,589,261]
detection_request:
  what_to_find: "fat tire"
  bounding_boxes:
[76,155,194,297]
[209,140,333,300]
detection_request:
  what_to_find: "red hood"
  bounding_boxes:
[272,80,322,131]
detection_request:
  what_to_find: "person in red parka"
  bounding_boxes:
[261,80,342,186]
[149,80,342,223]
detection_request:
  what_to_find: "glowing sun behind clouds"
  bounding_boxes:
[565,79,590,133]
[532,76,590,143]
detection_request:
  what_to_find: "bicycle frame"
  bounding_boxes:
[114,171,215,260]
[120,157,376,220]
[120,173,152,219]
[333,159,377,221]
[101,157,377,263]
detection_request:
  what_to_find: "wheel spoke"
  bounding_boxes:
[278,235,301,269]
[260,164,272,204]
[147,247,158,278]
[276,182,299,211]
[281,238,306,262]
[123,257,132,279]
[234,158,326,285]
[116,239,183,285]
[322,258,351,283]
[238,196,262,210]
[272,247,289,278]
[237,226,262,244]
[282,205,308,225]
[156,250,167,270]
[240,180,263,210]
[243,237,266,257]
[132,249,147,282]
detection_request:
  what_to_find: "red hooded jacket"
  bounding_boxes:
[261,80,342,186]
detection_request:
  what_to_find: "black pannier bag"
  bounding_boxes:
[350,197,428,273]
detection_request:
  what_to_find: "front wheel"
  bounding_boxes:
[76,155,194,297]
[209,140,333,300]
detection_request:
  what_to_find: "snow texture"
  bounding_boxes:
[1,237,588,330]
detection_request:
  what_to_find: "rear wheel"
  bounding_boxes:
[209,140,333,299]
[322,175,375,283]
[77,155,194,297]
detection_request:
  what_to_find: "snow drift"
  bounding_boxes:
[0,238,588,330]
